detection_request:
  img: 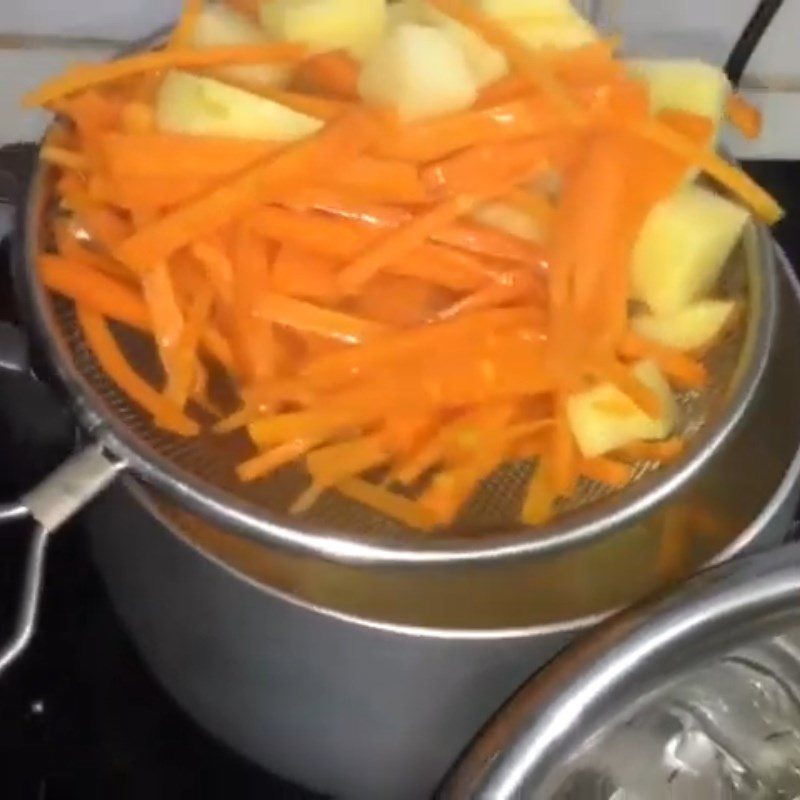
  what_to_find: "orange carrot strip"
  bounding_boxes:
[656,109,715,148]
[338,197,475,292]
[41,145,90,171]
[40,255,150,331]
[304,307,540,385]
[305,434,390,487]
[619,332,708,390]
[231,222,276,384]
[337,478,438,531]
[616,438,685,464]
[170,0,205,48]
[426,0,582,122]
[436,270,544,320]
[116,111,378,271]
[379,100,571,164]
[238,437,321,483]
[25,42,308,107]
[631,116,783,223]
[54,222,133,281]
[335,156,430,204]
[101,132,276,178]
[355,275,451,327]
[294,50,361,99]
[249,410,364,447]
[121,101,156,134]
[255,292,391,344]
[422,136,574,197]
[272,245,341,302]
[726,93,763,140]
[224,0,260,20]
[580,457,634,488]
[163,282,213,410]
[142,262,185,384]
[522,458,556,525]
[282,188,544,268]
[243,84,351,120]
[551,397,578,497]
[77,306,199,436]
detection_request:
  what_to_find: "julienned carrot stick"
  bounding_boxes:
[338,197,475,292]
[41,146,90,171]
[170,0,204,49]
[238,437,321,483]
[256,86,351,120]
[336,156,430,204]
[551,397,578,496]
[142,262,185,386]
[40,255,150,330]
[255,292,391,344]
[304,307,540,385]
[294,50,361,99]
[580,457,633,488]
[522,458,555,525]
[726,93,763,140]
[616,438,684,464]
[77,306,199,436]
[632,117,783,223]
[164,283,213,410]
[619,332,708,389]
[285,188,545,265]
[116,111,378,271]
[425,0,582,122]
[305,434,390,488]
[272,245,341,302]
[224,0,260,20]
[336,478,438,531]
[101,132,277,178]
[25,42,308,107]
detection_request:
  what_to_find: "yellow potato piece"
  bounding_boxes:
[259,0,386,60]
[567,361,678,458]
[359,23,478,122]
[632,300,737,353]
[631,184,750,316]
[627,59,731,138]
[156,71,324,142]
[191,5,292,88]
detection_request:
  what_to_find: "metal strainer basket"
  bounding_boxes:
[0,53,779,674]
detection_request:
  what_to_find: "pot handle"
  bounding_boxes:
[0,445,122,674]
[0,142,122,673]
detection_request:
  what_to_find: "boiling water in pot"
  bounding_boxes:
[551,632,800,799]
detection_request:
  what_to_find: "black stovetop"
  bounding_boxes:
[0,163,798,800]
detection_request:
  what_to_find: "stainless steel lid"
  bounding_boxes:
[445,540,800,798]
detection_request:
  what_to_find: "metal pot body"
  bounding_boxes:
[87,254,800,799]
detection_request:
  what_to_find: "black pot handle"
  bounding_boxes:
[0,142,121,674]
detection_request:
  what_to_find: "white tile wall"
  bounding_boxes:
[600,0,799,88]
[0,0,181,41]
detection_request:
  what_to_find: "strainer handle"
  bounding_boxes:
[0,445,121,675]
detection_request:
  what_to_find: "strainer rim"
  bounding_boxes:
[14,37,780,566]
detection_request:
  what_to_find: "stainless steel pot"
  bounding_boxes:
[444,540,800,799]
[85,251,800,798]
